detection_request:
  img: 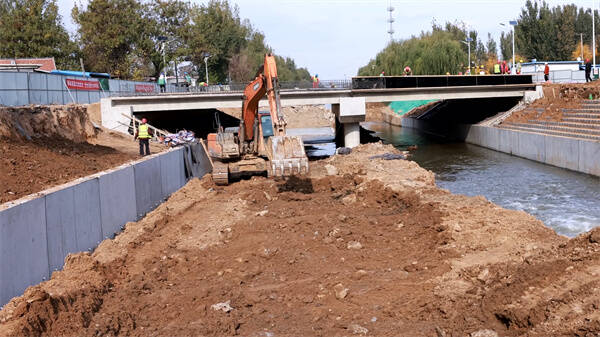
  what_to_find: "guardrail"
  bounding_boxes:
[524,70,586,83]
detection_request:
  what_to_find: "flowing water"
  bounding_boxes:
[363,122,600,237]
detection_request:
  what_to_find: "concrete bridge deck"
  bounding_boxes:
[101,78,538,148]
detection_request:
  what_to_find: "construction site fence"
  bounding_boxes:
[523,70,587,83]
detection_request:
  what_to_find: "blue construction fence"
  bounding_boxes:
[0,71,160,106]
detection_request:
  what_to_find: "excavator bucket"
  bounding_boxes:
[269,135,309,177]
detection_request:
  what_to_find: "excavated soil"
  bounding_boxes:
[2,143,600,336]
[503,82,594,124]
[0,105,164,203]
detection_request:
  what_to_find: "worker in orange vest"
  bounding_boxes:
[544,63,550,82]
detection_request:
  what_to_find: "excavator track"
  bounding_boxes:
[212,162,229,185]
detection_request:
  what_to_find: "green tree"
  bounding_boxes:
[500,31,513,61]
[486,33,498,59]
[188,0,249,83]
[357,30,466,76]
[0,0,78,69]
[72,0,146,78]
[139,0,191,79]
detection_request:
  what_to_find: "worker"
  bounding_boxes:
[379,71,385,77]
[494,61,501,74]
[158,73,166,93]
[312,74,319,88]
[134,118,152,156]
[199,81,206,92]
[586,58,593,82]
[501,60,508,74]
[403,66,412,76]
[479,65,485,75]
[185,72,192,86]
[544,62,550,82]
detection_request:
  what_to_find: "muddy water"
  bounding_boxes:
[363,122,600,237]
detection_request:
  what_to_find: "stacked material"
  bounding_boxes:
[161,130,196,146]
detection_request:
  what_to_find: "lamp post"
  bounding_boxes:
[157,36,168,75]
[203,52,211,85]
[462,37,473,74]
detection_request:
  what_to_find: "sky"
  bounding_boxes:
[57,0,597,79]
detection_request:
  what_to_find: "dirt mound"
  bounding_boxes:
[0,105,96,142]
[220,105,334,128]
[1,143,599,336]
[0,138,134,203]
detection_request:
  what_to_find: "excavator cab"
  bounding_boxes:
[207,54,309,185]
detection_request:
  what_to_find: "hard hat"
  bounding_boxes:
[544,62,548,65]
[315,74,318,77]
[519,59,523,62]
[141,118,147,123]
[587,58,590,62]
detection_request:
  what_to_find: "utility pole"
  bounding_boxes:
[593,2,596,73]
[462,38,473,74]
[581,33,584,61]
[203,52,211,85]
[387,2,394,41]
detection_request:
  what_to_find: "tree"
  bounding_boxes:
[0,0,78,69]
[139,0,191,79]
[72,0,146,78]
[188,0,249,83]
[486,33,498,59]
[500,31,513,61]
[357,30,467,76]
[572,43,594,61]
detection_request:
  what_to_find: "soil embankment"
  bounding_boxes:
[0,105,164,203]
[503,82,598,124]
[1,143,598,336]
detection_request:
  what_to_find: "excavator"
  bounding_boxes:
[206,54,309,185]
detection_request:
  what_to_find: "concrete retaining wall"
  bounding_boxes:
[0,144,210,306]
[466,125,600,177]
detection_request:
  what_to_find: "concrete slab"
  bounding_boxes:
[517,132,546,162]
[338,97,366,123]
[545,136,580,171]
[134,156,163,216]
[483,127,500,151]
[160,149,186,198]
[578,140,600,176]
[45,187,78,272]
[99,165,137,239]
[0,197,49,306]
[73,178,103,252]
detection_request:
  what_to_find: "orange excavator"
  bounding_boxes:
[206,54,309,185]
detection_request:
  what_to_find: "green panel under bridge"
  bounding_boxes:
[388,100,437,116]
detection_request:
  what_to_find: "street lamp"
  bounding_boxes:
[202,52,211,85]
[500,21,518,71]
[462,37,473,74]
[157,36,168,74]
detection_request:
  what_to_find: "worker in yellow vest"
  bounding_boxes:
[134,118,153,156]
[493,61,501,74]
[312,74,319,88]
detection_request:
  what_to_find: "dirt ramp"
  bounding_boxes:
[0,105,96,142]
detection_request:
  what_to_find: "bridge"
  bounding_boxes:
[100,75,538,147]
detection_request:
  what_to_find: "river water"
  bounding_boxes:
[363,122,600,237]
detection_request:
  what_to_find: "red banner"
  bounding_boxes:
[65,78,100,91]
[135,84,156,93]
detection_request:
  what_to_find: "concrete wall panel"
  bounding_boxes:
[465,125,482,145]
[545,136,580,171]
[99,165,137,239]
[0,197,49,306]
[160,149,186,198]
[134,157,163,216]
[498,128,514,154]
[45,187,78,272]
[73,179,103,252]
[517,132,546,162]
[579,140,600,176]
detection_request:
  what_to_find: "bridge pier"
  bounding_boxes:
[333,97,366,148]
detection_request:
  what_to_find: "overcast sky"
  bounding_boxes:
[57,0,596,78]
